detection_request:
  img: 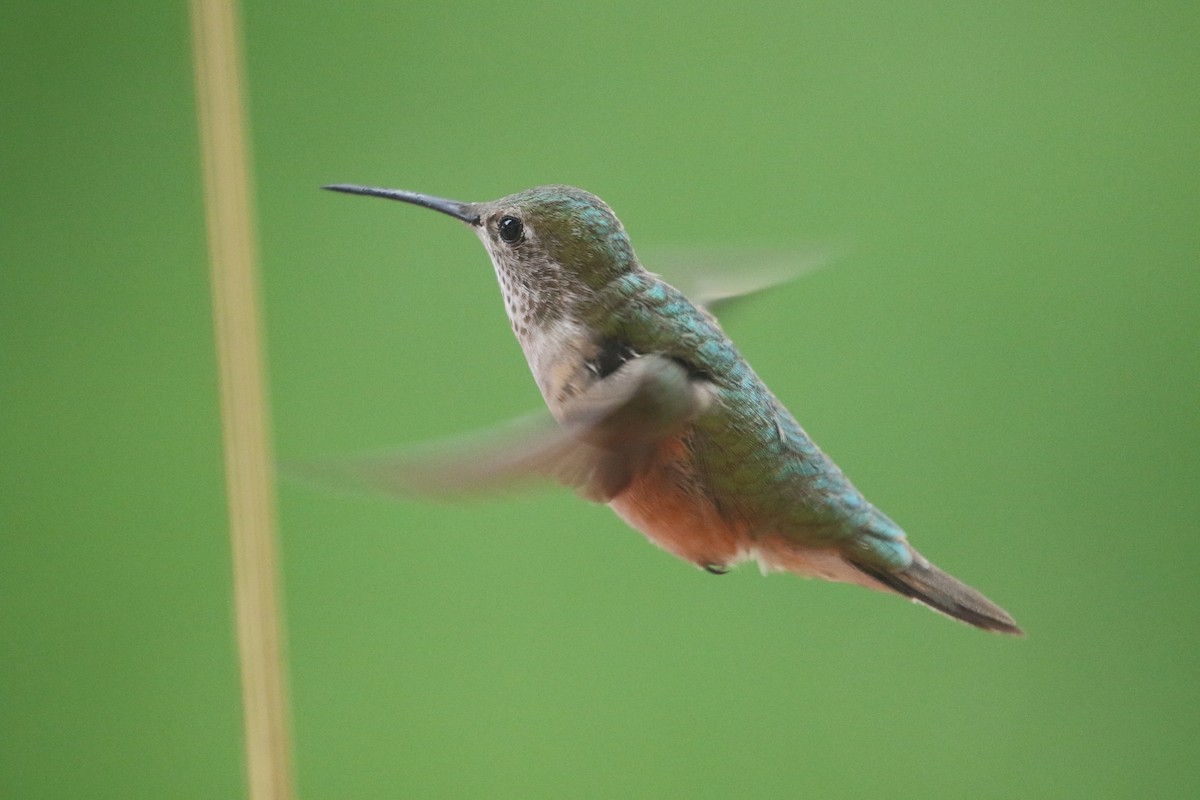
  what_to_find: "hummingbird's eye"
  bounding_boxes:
[497,215,524,244]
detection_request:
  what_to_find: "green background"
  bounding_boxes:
[3,2,1197,797]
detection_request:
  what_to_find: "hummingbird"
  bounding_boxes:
[322,183,1021,635]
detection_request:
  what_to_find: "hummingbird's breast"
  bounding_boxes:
[509,317,596,412]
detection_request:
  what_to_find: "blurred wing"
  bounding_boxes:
[645,245,842,311]
[285,355,707,504]
[283,411,602,500]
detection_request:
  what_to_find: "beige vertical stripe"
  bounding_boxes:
[190,2,294,798]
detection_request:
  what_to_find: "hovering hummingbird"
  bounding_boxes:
[322,183,1021,635]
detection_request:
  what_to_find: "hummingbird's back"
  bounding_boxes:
[591,272,906,560]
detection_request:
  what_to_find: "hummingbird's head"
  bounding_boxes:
[473,185,639,322]
[323,183,641,329]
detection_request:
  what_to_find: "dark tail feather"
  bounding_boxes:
[855,552,1022,636]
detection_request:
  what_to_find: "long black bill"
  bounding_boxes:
[322,184,480,226]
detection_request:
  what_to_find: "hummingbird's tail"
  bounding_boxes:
[853,551,1023,636]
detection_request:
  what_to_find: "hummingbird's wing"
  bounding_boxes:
[287,355,706,504]
[286,412,611,500]
[646,246,839,311]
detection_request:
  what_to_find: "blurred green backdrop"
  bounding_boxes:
[3,2,1197,798]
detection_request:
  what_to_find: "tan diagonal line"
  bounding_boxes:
[190,2,294,798]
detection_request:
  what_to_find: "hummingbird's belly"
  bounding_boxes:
[607,439,750,570]
[605,437,885,588]
[611,474,886,587]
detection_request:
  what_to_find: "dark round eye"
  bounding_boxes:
[498,215,524,244]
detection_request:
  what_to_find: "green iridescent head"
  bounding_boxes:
[473,185,637,290]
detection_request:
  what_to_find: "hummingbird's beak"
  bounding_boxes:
[322,184,481,226]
